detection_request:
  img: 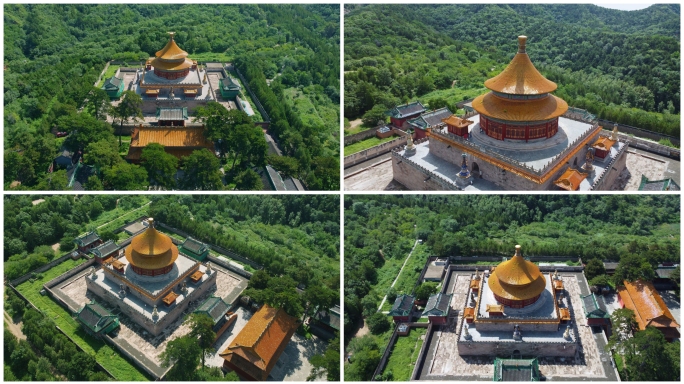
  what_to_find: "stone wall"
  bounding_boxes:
[615,131,680,159]
[44,258,97,312]
[592,142,629,191]
[457,339,576,357]
[474,320,560,333]
[10,253,82,287]
[392,150,460,191]
[598,119,680,147]
[103,335,168,379]
[233,67,270,122]
[141,99,209,115]
[428,138,590,191]
[344,126,380,145]
[344,133,408,168]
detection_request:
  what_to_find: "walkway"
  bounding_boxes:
[377,239,419,311]
[4,310,26,341]
[96,201,151,230]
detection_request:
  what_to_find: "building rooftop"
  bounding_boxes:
[472,92,567,122]
[423,293,453,317]
[181,237,208,255]
[408,107,453,130]
[639,175,680,191]
[129,126,214,150]
[220,77,241,91]
[581,293,609,319]
[312,305,340,331]
[102,76,123,90]
[484,36,557,95]
[387,101,426,119]
[554,168,588,191]
[493,358,541,381]
[219,304,299,381]
[478,272,558,320]
[488,246,546,301]
[156,107,188,121]
[124,220,178,271]
[618,280,679,333]
[90,240,120,259]
[75,232,100,247]
[76,301,118,334]
[389,295,415,316]
[195,295,231,324]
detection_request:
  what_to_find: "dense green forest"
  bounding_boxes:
[344,4,680,137]
[4,4,340,190]
[344,195,679,380]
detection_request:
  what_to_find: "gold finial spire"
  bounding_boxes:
[168,32,176,40]
[518,36,527,53]
[514,245,522,257]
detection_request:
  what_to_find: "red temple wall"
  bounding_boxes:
[131,264,173,276]
[153,68,189,80]
[481,115,558,141]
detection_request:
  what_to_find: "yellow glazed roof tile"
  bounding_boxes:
[124,219,178,270]
[472,92,568,122]
[485,36,558,95]
[487,245,547,301]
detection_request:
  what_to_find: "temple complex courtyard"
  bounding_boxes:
[418,271,618,381]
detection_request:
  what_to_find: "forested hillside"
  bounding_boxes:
[344,4,680,136]
[344,195,680,348]
[4,4,339,190]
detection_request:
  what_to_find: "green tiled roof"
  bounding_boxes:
[220,77,241,91]
[76,302,119,334]
[388,295,414,317]
[493,358,540,381]
[74,231,100,247]
[638,175,680,191]
[102,76,123,91]
[581,293,609,319]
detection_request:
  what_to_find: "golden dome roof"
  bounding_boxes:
[124,218,178,270]
[484,36,558,95]
[155,32,189,61]
[487,245,546,301]
[152,32,193,72]
[472,92,568,122]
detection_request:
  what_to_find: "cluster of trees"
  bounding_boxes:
[3,195,150,280]
[146,195,340,288]
[344,195,679,346]
[607,309,679,381]
[344,4,679,136]
[160,313,238,381]
[236,60,339,190]
[5,306,111,381]
[4,4,340,190]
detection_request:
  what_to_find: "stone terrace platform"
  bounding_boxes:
[419,271,618,381]
[463,115,595,171]
[53,262,247,378]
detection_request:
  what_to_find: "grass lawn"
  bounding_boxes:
[344,135,399,156]
[613,351,625,380]
[344,122,374,136]
[392,244,430,295]
[96,65,121,87]
[15,259,149,381]
[89,201,151,234]
[383,327,427,381]
[284,87,326,129]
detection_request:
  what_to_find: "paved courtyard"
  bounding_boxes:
[344,159,406,191]
[611,149,679,190]
[419,271,618,381]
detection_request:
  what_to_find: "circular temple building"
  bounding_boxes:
[124,218,179,276]
[487,245,546,308]
[148,32,195,80]
[473,36,568,142]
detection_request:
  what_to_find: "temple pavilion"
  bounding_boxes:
[457,245,577,357]
[391,36,627,191]
[137,32,209,100]
[220,304,299,381]
[85,218,217,336]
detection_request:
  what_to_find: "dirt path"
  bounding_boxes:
[96,201,151,230]
[349,118,363,129]
[4,310,26,340]
[377,239,419,311]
